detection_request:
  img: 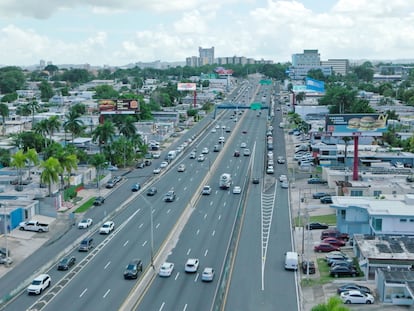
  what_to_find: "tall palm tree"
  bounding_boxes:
[16,103,32,117]
[90,153,107,189]
[63,110,84,143]
[40,157,62,196]
[117,116,137,138]
[56,151,78,189]
[45,116,61,142]
[25,148,39,180]
[92,120,116,153]
[33,119,50,148]
[10,150,26,187]
[28,100,40,124]
[0,103,9,136]
[342,136,352,167]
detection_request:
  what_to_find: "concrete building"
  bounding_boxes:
[199,46,215,65]
[292,49,321,66]
[320,59,349,76]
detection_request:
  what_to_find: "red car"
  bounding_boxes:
[314,243,340,253]
[322,237,346,247]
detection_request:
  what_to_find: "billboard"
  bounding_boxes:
[177,83,197,91]
[214,67,234,75]
[305,77,325,93]
[325,113,388,137]
[98,99,140,115]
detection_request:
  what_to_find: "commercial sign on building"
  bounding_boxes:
[325,114,388,137]
[305,77,325,93]
[98,99,140,115]
[177,83,197,91]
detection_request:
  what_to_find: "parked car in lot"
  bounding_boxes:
[337,283,372,295]
[159,262,174,277]
[146,187,157,196]
[185,258,199,273]
[322,237,346,247]
[306,222,329,230]
[57,256,76,270]
[321,229,350,241]
[312,192,331,199]
[330,265,360,278]
[201,267,215,282]
[326,251,351,265]
[308,178,328,184]
[123,259,143,279]
[340,290,374,304]
[78,218,93,229]
[301,260,315,274]
[93,196,105,206]
[320,196,333,204]
[131,183,141,192]
[314,243,340,253]
[99,221,115,234]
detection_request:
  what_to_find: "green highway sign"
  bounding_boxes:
[250,102,262,110]
[259,79,272,85]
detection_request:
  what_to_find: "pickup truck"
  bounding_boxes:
[19,221,49,232]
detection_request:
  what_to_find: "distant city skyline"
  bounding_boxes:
[1,1,414,67]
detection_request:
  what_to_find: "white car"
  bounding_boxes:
[27,274,51,295]
[202,185,212,195]
[189,151,196,159]
[201,267,215,282]
[340,290,374,304]
[211,128,217,133]
[266,166,274,174]
[281,181,289,189]
[279,174,287,182]
[243,148,251,156]
[153,167,161,174]
[197,155,205,162]
[78,218,93,229]
[160,161,168,168]
[233,186,242,194]
[202,147,209,154]
[99,221,114,234]
[185,258,199,273]
[215,124,220,129]
[152,152,161,159]
[218,136,225,144]
[277,156,286,164]
[159,262,174,277]
[240,142,247,148]
[177,164,186,172]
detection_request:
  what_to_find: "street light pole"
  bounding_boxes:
[2,203,9,266]
[150,205,154,269]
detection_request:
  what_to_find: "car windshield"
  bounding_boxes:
[60,259,68,264]
[32,280,42,285]
[127,264,136,271]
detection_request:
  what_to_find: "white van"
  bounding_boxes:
[167,150,177,161]
[284,251,298,270]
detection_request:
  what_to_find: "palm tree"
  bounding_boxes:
[116,116,137,138]
[16,103,32,117]
[40,157,62,196]
[342,136,352,167]
[92,120,116,154]
[56,151,78,189]
[28,100,40,124]
[63,110,84,143]
[33,119,50,148]
[90,153,107,189]
[10,150,26,187]
[25,148,39,181]
[45,116,61,142]
[0,103,9,136]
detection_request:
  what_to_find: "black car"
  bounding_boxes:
[146,187,157,196]
[301,260,315,274]
[306,222,329,230]
[320,196,333,204]
[57,256,76,270]
[307,178,328,184]
[136,161,145,169]
[330,265,359,277]
[234,150,240,157]
[312,192,330,199]
[93,196,105,206]
[252,177,260,184]
[337,283,372,295]
[123,259,143,279]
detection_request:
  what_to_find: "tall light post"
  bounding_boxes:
[2,203,9,266]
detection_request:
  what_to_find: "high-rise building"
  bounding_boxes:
[292,49,320,67]
[199,47,214,65]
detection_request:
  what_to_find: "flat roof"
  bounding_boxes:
[355,235,414,261]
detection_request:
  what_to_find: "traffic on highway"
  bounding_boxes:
[1,78,299,311]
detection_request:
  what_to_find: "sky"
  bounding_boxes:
[0,0,413,67]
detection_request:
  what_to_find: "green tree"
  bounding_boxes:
[92,120,116,156]
[56,149,78,189]
[295,92,306,104]
[0,66,26,94]
[319,86,356,114]
[33,120,50,148]
[93,85,119,99]
[45,116,61,142]
[10,150,26,186]
[307,69,326,81]
[353,61,374,82]
[16,103,32,117]
[311,296,349,311]
[63,110,84,142]
[28,100,40,124]
[39,80,54,101]
[116,115,137,138]
[25,148,39,180]
[40,157,62,196]
[1,93,18,103]
[90,153,107,189]
[0,103,9,136]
